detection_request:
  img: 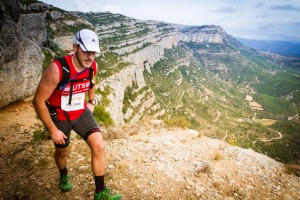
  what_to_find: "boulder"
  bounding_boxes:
[0,0,43,108]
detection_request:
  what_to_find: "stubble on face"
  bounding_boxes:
[75,47,95,69]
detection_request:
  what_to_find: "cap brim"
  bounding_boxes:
[79,43,101,53]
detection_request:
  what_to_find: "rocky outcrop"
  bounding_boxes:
[0,0,43,108]
[124,89,157,123]
[18,2,93,51]
[17,2,54,46]
[18,13,47,46]
[96,32,182,124]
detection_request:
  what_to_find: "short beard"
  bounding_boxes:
[75,52,90,69]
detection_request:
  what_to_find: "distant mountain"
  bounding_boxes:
[236,37,300,58]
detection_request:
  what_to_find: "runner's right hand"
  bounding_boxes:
[50,129,67,144]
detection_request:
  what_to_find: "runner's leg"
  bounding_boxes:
[55,146,69,170]
[87,132,105,176]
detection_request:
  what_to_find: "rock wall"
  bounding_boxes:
[0,0,43,108]
[18,13,47,46]
[123,32,181,67]
[97,24,226,124]
[97,32,181,124]
[180,25,225,44]
[53,36,74,51]
[98,64,146,124]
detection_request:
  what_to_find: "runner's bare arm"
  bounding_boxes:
[32,62,67,144]
[87,63,97,112]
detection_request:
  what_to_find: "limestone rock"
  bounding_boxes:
[0,0,43,108]
[18,13,47,46]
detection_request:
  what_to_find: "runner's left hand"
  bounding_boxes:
[87,103,95,113]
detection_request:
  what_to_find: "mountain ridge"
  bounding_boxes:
[236,37,300,58]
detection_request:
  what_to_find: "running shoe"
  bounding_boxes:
[60,174,72,192]
[94,187,122,200]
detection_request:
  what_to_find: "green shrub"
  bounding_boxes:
[96,86,111,107]
[122,86,137,113]
[164,115,191,128]
[32,128,50,141]
[93,105,114,127]
[42,49,54,70]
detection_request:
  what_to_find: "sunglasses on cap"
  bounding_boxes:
[76,31,88,51]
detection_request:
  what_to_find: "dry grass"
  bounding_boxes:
[102,127,129,141]
[285,164,300,177]
[213,151,224,161]
[195,163,212,175]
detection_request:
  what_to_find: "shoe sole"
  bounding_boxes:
[61,186,73,192]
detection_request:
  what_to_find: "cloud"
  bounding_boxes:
[215,6,238,13]
[257,24,274,30]
[256,13,268,18]
[102,5,120,14]
[255,3,264,8]
[270,5,300,11]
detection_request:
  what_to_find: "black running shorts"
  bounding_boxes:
[53,108,100,148]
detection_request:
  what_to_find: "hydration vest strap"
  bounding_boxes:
[55,57,70,90]
[69,82,73,105]
[89,67,94,89]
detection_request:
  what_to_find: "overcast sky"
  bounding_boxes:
[41,0,300,42]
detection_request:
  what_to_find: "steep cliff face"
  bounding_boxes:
[98,64,147,124]
[0,0,43,108]
[91,15,228,124]
[180,25,225,43]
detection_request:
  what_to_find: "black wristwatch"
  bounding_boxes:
[89,99,96,105]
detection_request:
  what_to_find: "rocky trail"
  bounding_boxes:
[0,98,300,200]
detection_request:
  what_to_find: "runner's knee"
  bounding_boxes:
[88,132,105,154]
[55,146,69,157]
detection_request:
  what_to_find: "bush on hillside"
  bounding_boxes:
[163,115,191,128]
[93,105,114,127]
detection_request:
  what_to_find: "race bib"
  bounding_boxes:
[61,93,85,111]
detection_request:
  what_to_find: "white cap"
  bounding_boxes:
[73,29,100,53]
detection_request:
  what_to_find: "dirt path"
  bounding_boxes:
[213,110,220,122]
[251,113,283,143]
[260,129,283,142]
[1,98,300,200]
